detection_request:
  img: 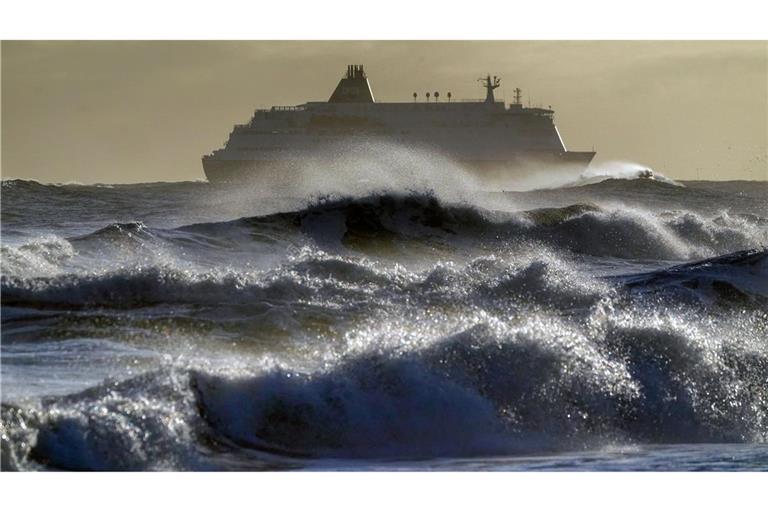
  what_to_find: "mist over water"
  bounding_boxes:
[2,156,767,471]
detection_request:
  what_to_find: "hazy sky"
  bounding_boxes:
[2,41,767,183]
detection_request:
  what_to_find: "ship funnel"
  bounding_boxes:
[328,64,376,103]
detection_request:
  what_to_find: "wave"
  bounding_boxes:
[4,191,765,278]
[1,178,52,190]
[246,193,766,260]
[0,250,589,312]
[15,231,728,316]
[72,221,156,242]
[165,192,765,260]
[3,299,766,469]
[5,178,767,471]
[0,178,115,195]
[556,173,682,191]
[570,163,683,188]
[0,235,75,277]
[620,248,768,305]
[1,266,309,309]
[3,247,766,470]
[6,249,761,327]
[1,369,208,471]
[3,200,766,312]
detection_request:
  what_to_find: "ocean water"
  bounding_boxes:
[1,173,767,471]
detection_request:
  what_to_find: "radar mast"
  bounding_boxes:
[479,74,501,103]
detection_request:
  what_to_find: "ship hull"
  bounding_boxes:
[202,151,596,190]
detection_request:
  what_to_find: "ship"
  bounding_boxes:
[202,64,595,188]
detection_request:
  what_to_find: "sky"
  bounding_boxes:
[2,40,767,183]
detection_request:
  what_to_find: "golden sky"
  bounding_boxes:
[2,40,767,183]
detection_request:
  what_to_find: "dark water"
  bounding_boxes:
[1,174,767,471]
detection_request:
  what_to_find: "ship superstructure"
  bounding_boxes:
[202,65,594,186]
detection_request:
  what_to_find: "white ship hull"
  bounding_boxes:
[202,150,595,189]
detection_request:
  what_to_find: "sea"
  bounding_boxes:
[1,167,767,471]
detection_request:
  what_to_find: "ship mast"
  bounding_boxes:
[478,74,501,103]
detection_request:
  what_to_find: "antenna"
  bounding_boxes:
[513,87,522,105]
[479,74,501,103]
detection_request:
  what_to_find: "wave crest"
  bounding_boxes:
[0,236,75,277]
[5,301,766,469]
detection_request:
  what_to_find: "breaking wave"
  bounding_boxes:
[1,235,75,277]
[3,182,767,471]
[183,192,768,260]
[2,192,765,282]
[5,247,767,316]
[3,295,766,469]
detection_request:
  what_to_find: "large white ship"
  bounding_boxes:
[202,65,595,187]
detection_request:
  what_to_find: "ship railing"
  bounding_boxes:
[454,99,507,104]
